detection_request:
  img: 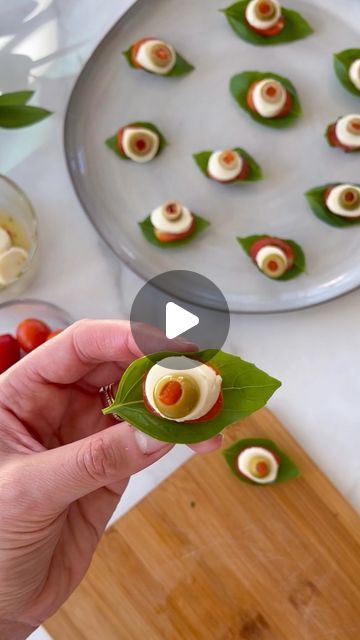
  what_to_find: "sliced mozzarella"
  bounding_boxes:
[326,184,360,218]
[335,114,360,149]
[245,0,281,30]
[255,245,287,270]
[252,79,287,118]
[145,356,222,422]
[136,39,176,75]
[122,127,160,163]
[0,227,12,255]
[0,247,28,285]
[349,59,360,90]
[207,150,243,182]
[237,446,279,484]
[150,203,193,234]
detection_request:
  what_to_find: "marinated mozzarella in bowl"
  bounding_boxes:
[326,184,360,218]
[237,446,279,483]
[150,202,193,234]
[252,79,287,118]
[135,39,176,75]
[144,356,222,422]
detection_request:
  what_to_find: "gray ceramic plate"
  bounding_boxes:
[64,0,360,312]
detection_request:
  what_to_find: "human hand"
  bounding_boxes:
[0,320,222,639]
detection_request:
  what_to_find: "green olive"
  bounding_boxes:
[150,43,173,68]
[347,118,360,136]
[255,0,276,21]
[339,187,360,210]
[249,456,271,478]
[163,202,182,221]
[153,374,200,419]
[127,131,153,156]
[261,253,287,278]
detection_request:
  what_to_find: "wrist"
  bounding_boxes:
[0,619,36,640]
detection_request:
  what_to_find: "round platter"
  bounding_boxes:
[64,0,360,312]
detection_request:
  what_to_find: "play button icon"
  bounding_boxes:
[165,302,199,340]
[130,270,230,367]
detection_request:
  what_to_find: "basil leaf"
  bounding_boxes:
[222,438,300,484]
[193,147,263,182]
[0,105,52,128]
[105,122,168,160]
[123,45,194,76]
[237,235,305,280]
[305,185,360,228]
[103,350,281,444]
[333,49,360,97]
[139,213,210,248]
[221,2,313,46]
[230,71,301,128]
[0,91,34,106]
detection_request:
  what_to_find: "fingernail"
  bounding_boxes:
[134,429,168,454]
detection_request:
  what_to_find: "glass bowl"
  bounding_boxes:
[0,299,73,334]
[0,175,38,301]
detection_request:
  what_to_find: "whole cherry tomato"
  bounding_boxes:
[46,329,63,341]
[0,334,21,373]
[16,318,50,353]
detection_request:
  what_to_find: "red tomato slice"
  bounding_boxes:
[250,237,294,268]
[245,16,284,36]
[16,318,51,353]
[0,334,21,374]
[247,81,292,118]
[130,37,154,68]
[154,218,195,243]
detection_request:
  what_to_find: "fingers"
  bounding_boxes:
[15,422,172,511]
[189,433,223,454]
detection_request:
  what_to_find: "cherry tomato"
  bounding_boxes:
[16,318,51,353]
[46,329,63,341]
[0,334,21,374]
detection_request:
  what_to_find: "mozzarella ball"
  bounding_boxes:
[335,114,360,149]
[246,0,281,30]
[207,150,243,182]
[144,356,222,422]
[136,39,176,75]
[349,59,360,91]
[255,245,288,278]
[0,227,12,255]
[121,127,160,163]
[326,184,360,218]
[0,247,29,286]
[237,446,279,483]
[252,79,287,118]
[150,202,193,234]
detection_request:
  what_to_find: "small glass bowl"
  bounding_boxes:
[0,299,73,334]
[0,175,38,301]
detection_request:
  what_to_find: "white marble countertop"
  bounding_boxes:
[1,2,359,638]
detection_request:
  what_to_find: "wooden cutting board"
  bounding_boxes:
[45,409,360,640]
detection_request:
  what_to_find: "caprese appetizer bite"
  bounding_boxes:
[193,147,262,183]
[237,234,305,280]
[123,38,194,77]
[103,350,281,444]
[105,122,167,163]
[139,200,210,247]
[333,49,360,96]
[326,114,360,152]
[221,0,312,46]
[230,71,301,127]
[305,183,360,228]
[223,438,299,485]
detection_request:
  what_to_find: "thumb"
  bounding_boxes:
[18,423,171,510]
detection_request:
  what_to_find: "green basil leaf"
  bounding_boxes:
[105,122,168,160]
[305,184,360,228]
[0,91,34,106]
[230,71,301,128]
[222,438,300,484]
[103,350,281,444]
[123,45,194,76]
[0,105,52,128]
[333,49,360,97]
[139,213,210,248]
[237,235,305,280]
[221,2,313,46]
[193,147,263,182]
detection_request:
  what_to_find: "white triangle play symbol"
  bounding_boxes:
[165,302,199,340]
